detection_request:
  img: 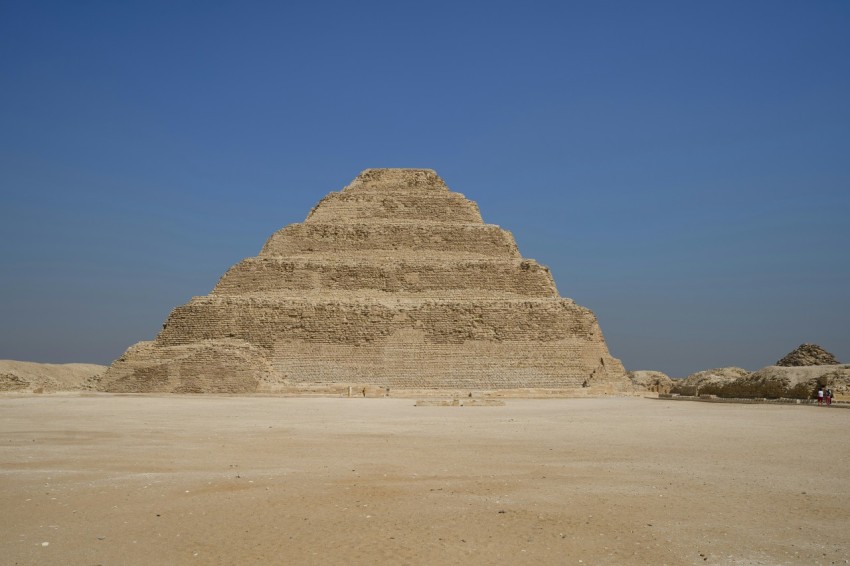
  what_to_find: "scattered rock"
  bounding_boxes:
[0,372,28,392]
[415,398,505,407]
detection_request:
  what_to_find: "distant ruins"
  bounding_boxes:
[669,343,847,400]
[99,169,628,395]
[776,343,839,367]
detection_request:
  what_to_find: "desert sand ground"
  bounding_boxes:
[1,395,847,565]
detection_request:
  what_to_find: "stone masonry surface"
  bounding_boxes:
[99,169,627,394]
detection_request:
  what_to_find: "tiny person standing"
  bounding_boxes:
[826,388,833,407]
[817,387,824,406]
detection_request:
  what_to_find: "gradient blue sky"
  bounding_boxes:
[1,1,848,377]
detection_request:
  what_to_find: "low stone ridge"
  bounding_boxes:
[98,168,628,394]
[627,371,673,394]
[669,361,849,401]
[776,343,840,367]
[669,367,750,397]
[0,360,107,393]
[726,365,850,400]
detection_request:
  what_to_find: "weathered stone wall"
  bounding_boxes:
[102,340,271,394]
[306,191,483,224]
[260,223,521,258]
[156,298,603,348]
[213,258,558,298]
[100,168,627,394]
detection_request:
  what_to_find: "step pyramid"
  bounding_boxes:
[99,169,627,394]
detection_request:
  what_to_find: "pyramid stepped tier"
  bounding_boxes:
[212,258,559,298]
[145,296,616,390]
[306,191,483,224]
[99,168,628,395]
[156,296,599,348]
[260,223,520,259]
[341,168,451,193]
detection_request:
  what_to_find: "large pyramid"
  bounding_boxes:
[100,169,627,395]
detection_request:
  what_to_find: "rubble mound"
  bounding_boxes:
[776,343,840,367]
[721,365,850,400]
[627,371,673,394]
[668,351,849,400]
[669,367,750,396]
[100,169,627,394]
[0,360,107,393]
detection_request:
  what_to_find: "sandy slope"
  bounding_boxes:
[0,396,847,565]
[0,360,106,392]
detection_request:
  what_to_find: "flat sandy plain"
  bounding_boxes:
[1,395,847,565]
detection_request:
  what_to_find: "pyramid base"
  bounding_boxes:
[99,334,628,394]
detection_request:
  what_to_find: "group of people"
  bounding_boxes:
[817,386,834,406]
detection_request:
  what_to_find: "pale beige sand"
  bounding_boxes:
[1,395,847,565]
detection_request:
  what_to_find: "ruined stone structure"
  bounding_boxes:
[99,169,627,394]
[776,343,840,367]
[627,370,673,394]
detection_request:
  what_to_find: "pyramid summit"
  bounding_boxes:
[99,169,628,395]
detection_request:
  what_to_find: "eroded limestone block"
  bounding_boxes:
[101,339,272,393]
[627,370,673,394]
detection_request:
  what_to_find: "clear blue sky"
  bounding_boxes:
[1,1,848,377]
